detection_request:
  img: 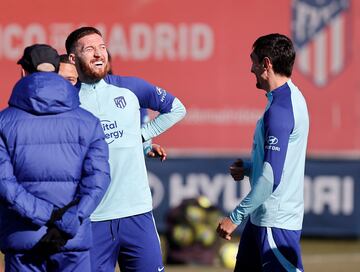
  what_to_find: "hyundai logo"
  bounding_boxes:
[267,136,278,145]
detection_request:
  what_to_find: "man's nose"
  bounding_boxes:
[94,47,102,56]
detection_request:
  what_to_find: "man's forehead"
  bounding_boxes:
[60,62,76,71]
[250,51,259,62]
[77,33,105,47]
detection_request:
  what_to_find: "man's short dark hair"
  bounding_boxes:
[17,44,60,73]
[65,26,102,54]
[252,33,296,77]
[59,54,72,64]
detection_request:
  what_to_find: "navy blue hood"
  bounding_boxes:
[9,72,80,115]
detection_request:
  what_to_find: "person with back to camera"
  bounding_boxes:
[217,33,309,272]
[0,44,111,272]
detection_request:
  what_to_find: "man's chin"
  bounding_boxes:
[78,59,109,83]
[84,70,107,83]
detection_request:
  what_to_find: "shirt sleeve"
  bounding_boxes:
[105,75,186,141]
[229,102,294,225]
[141,98,186,141]
[0,134,54,226]
[263,101,294,191]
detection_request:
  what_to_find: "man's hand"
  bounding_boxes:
[48,199,79,226]
[32,227,68,255]
[47,199,81,239]
[216,217,238,241]
[146,144,167,162]
[230,159,245,181]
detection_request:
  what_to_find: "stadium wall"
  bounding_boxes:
[147,157,360,237]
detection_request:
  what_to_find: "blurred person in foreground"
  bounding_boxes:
[0,44,111,271]
[217,33,309,272]
[65,26,186,272]
[58,53,78,85]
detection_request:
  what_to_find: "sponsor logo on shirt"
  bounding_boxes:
[156,86,167,102]
[114,96,126,108]
[101,120,124,144]
[265,135,280,151]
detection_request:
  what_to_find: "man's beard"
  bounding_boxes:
[78,58,109,83]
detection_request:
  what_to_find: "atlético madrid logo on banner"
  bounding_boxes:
[292,0,351,87]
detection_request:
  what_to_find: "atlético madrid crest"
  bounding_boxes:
[114,96,126,108]
[292,0,351,87]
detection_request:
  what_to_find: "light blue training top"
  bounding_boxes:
[230,80,309,230]
[78,75,186,221]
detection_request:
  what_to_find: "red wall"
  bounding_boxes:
[0,0,357,156]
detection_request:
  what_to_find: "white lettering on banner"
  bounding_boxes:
[0,23,214,61]
[148,172,165,209]
[0,23,46,60]
[2,24,23,59]
[184,108,263,125]
[149,172,355,216]
[132,24,152,60]
[167,173,250,209]
[304,175,354,215]
[49,23,74,52]
[108,23,214,61]
[168,173,198,207]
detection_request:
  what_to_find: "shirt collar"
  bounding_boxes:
[80,78,107,91]
[266,79,291,100]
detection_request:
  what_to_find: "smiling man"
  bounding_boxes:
[65,26,186,272]
[217,34,309,272]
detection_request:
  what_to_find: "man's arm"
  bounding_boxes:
[141,108,167,161]
[218,104,293,239]
[53,119,111,237]
[217,162,274,239]
[141,98,186,141]
[0,135,54,226]
[104,75,186,141]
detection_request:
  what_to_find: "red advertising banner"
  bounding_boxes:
[0,0,358,156]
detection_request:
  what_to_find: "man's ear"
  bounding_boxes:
[69,53,76,65]
[263,57,272,70]
[21,68,28,78]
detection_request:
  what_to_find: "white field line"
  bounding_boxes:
[303,252,360,264]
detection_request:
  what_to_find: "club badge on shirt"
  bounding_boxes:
[114,96,126,108]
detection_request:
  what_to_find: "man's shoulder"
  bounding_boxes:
[104,74,153,91]
[72,107,100,122]
[0,107,25,124]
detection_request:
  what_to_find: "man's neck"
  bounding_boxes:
[79,76,102,85]
[267,75,290,92]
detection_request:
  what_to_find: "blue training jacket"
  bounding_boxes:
[230,80,309,230]
[0,72,110,252]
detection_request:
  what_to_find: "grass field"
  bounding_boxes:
[1,238,359,271]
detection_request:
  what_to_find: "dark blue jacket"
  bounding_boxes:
[0,72,110,252]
